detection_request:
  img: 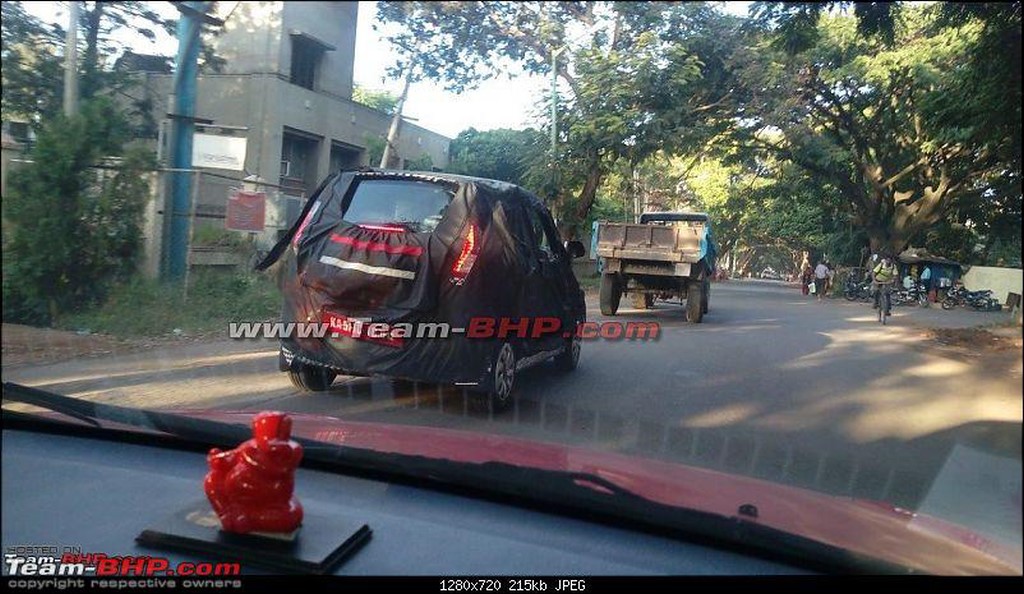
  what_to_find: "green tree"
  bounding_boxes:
[2,1,222,126]
[352,85,399,114]
[741,3,1021,255]
[404,153,434,171]
[376,2,745,239]
[364,135,386,169]
[446,127,544,185]
[1,0,64,122]
[2,98,151,324]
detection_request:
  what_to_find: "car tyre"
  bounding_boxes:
[553,334,581,372]
[486,342,517,412]
[289,362,337,392]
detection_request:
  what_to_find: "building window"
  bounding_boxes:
[330,142,361,172]
[280,130,320,196]
[290,36,324,90]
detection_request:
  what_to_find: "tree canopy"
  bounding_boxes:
[415,1,1019,267]
[446,128,544,186]
[731,3,1021,259]
[352,85,399,114]
[377,1,750,239]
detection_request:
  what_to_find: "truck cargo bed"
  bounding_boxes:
[595,222,704,263]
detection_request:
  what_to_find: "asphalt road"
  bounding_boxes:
[4,281,1021,522]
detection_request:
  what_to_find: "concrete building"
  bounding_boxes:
[131,1,449,260]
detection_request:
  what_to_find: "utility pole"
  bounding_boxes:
[63,1,79,116]
[549,46,564,207]
[163,1,204,280]
[380,58,415,169]
[550,48,562,155]
[632,166,640,223]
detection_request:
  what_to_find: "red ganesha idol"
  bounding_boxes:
[204,411,304,535]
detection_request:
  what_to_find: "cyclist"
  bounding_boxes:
[871,254,899,315]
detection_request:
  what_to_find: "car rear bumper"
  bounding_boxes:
[280,331,495,387]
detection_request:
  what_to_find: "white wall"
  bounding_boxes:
[282,2,357,99]
[212,2,284,77]
[962,266,1023,304]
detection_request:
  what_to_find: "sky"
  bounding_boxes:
[20,1,750,138]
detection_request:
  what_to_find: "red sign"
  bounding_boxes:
[225,189,266,231]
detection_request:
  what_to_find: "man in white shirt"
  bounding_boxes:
[814,261,829,300]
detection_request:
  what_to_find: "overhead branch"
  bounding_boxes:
[482,6,580,96]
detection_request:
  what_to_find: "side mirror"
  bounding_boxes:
[566,240,586,259]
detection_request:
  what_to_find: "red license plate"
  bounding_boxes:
[321,311,404,348]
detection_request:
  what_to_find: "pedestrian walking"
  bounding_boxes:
[801,264,813,296]
[920,265,934,302]
[814,260,829,300]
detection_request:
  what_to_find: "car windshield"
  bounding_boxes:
[1,0,1021,579]
[342,179,454,233]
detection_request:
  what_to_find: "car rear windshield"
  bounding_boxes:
[342,179,454,233]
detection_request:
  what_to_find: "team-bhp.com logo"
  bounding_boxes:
[229,315,660,346]
[4,548,239,576]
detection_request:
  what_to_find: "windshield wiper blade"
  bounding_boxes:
[2,386,104,429]
[2,382,252,445]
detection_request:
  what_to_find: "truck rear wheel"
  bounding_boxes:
[600,274,622,316]
[701,279,710,314]
[686,280,704,323]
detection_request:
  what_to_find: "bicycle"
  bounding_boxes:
[874,283,894,325]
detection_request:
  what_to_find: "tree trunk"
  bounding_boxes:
[858,158,954,258]
[562,151,604,241]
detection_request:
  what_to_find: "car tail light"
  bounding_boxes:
[450,224,479,284]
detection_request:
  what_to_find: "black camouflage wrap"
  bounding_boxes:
[257,170,586,387]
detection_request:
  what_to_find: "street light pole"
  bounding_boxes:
[549,46,564,210]
[550,48,561,156]
[63,1,79,116]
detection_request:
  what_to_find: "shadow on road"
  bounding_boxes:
[4,282,1019,522]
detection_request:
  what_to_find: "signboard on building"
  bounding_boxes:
[225,188,266,232]
[193,133,247,171]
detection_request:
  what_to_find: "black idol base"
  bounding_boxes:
[136,500,371,574]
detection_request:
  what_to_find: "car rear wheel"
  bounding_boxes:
[487,342,517,411]
[288,362,337,392]
[553,335,581,372]
[600,274,622,316]
[686,280,704,323]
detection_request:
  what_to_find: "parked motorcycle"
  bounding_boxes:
[843,277,873,302]
[941,285,1003,312]
[893,281,930,307]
